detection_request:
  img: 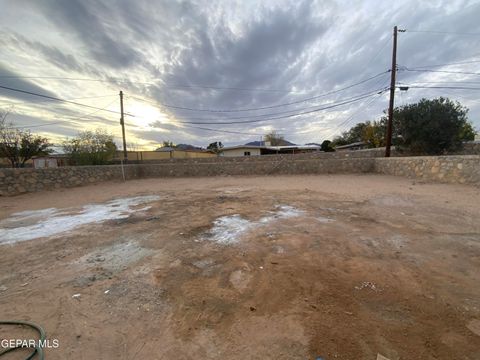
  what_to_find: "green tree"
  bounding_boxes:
[393,97,473,155]
[162,140,176,148]
[331,132,350,146]
[320,140,335,152]
[0,111,51,167]
[458,122,476,142]
[362,120,386,148]
[63,129,117,165]
[331,122,369,147]
[207,141,223,153]
[264,131,285,146]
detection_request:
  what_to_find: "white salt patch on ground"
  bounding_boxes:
[316,216,335,223]
[204,205,303,245]
[0,195,160,245]
[259,205,304,224]
[387,234,408,249]
[76,240,153,272]
[207,215,253,244]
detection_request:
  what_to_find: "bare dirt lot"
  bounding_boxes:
[0,174,479,360]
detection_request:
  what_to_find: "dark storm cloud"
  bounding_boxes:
[27,0,143,69]
[152,1,332,112]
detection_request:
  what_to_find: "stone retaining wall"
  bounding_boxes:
[0,158,374,196]
[137,158,375,178]
[456,142,480,155]
[0,165,140,196]
[114,147,392,165]
[1,155,478,196]
[374,155,480,185]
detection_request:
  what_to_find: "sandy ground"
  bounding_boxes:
[0,174,479,360]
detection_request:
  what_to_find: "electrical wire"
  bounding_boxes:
[405,59,480,69]
[0,94,117,106]
[0,75,306,94]
[397,80,480,85]
[362,34,392,70]
[155,83,301,93]
[400,68,480,76]
[128,71,389,113]
[0,85,134,117]
[176,88,388,125]
[322,90,387,140]
[318,75,391,139]
[405,29,480,36]
[14,99,119,129]
[399,85,480,90]
[164,90,385,138]
[176,124,266,136]
[155,87,388,123]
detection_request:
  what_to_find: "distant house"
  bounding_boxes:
[219,145,264,157]
[116,147,215,161]
[334,141,368,151]
[33,155,68,169]
[154,147,215,159]
[155,146,176,153]
[245,139,297,146]
[220,144,321,157]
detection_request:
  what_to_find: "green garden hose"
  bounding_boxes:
[0,321,45,360]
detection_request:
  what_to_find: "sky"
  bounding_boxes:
[0,0,479,150]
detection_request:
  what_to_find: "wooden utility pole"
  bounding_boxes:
[119,90,127,161]
[385,26,398,157]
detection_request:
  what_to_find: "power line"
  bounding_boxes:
[362,34,392,70]
[171,90,386,139]
[13,99,118,129]
[176,89,388,125]
[0,85,134,117]
[176,124,265,136]
[406,59,480,69]
[0,94,118,105]
[401,68,480,76]
[173,89,383,125]
[0,76,112,82]
[154,87,387,123]
[333,92,385,134]
[314,71,390,140]
[405,29,480,36]
[128,71,389,113]
[322,89,387,140]
[156,83,301,93]
[0,75,307,94]
[399,85,480,90]
[398,80,480,85]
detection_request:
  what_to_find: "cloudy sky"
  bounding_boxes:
[0,0,479,149]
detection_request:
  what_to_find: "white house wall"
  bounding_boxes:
[221,148,262,157]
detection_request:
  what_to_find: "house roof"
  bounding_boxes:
[221,145,265,151]
[334,141,366,149]
[155,146,176,152]
[221,145,321,151]
[266,145,321,150]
